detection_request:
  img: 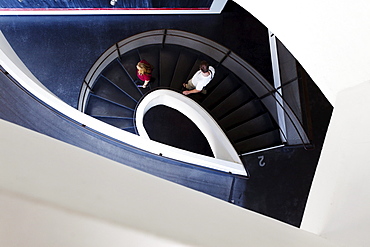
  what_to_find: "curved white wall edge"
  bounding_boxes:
[136,89,243,165]
[0,31,247,177]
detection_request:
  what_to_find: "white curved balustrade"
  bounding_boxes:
[135,89,246,175]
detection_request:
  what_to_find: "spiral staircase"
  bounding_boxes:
[79,29,310,174]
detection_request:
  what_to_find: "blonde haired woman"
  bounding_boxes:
[136,60,153,88]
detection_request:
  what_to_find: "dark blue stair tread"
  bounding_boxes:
[211,85,255,119]
[137,45,161,88]
[170,49,200,90]
[119,49,141,81]
[185,91,207,104]
[219,100,266,129]
[226,112,277,142]
[101,59,143,101]
[92,76,138,109]
[160,45,182,88]
[201,74,241,109]
[234,130,282,154]
[85,95,134,117]
[123,126,138,135]
[94,116,135,130]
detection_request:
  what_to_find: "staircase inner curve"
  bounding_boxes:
[136,89,242,164]
[79,29,308,176]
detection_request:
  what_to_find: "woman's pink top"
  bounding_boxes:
[137,60,152,81]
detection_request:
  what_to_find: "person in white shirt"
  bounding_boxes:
[182,60,215,95]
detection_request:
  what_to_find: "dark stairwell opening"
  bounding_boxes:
[144,105,213,157]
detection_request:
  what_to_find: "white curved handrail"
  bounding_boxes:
[135,89,242,164]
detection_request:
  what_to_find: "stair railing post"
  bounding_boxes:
[162,29,167,48]
[116,43,122,61]
[217,50,231,67]
[83,80,93,93]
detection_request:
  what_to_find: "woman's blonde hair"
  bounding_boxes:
[137,61,153,75]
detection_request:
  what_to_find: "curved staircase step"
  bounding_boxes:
[159,44,182,88]
[170,48,199,90]
[119,49,141,81]
[95,116,136,131]
[219,100,266,129]
[86,95,134,118]
[202,73,241,110]
[211,85,255,119]
[235,130,282,154]
[93,75,138,109]
[102,59,143,100]
[227,112,277,142]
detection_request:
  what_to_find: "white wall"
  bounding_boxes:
[233,0,370,246]
[235,0,370,105]
[0,120,336,247]
[301,80,370,246]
